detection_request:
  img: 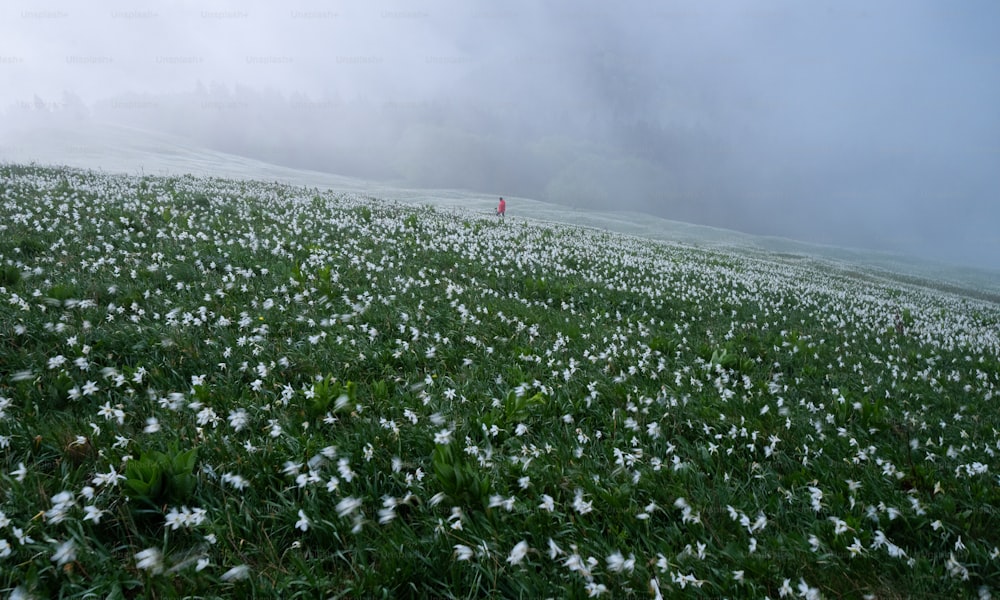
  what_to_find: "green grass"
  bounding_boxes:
[1,163,999,598]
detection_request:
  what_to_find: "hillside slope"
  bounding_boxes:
[1,164,999,597]
[3,122,997,300]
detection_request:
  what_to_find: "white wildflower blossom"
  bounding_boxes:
[572,489,593,515]
[336,496,363,518]
[227,408,249,431]
[295,509,310,532]
[221,472,250,490]
[507,540,529,566]
[164,506,208,530]
[135,547,165,574]
[454,544,474,561]
[606,550,635,574]
[51,539,76,566]
[946,552,970,581]
[221,564,250,581]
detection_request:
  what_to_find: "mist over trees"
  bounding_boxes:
[2,0,998,270]
[4,79,998,272]
[13,84,721,224]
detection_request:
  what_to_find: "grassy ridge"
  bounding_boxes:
[1,164,999,598]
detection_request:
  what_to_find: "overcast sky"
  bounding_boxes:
[2,0,998,270]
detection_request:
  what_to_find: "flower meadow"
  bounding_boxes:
[1,164,999,599]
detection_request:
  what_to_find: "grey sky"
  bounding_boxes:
[2,0,998,270]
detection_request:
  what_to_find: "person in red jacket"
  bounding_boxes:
[496,197,506,217]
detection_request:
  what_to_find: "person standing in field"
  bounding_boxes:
[496,197,506,217]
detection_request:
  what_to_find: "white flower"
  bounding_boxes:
[807,486,824,512]
[83,505,105,524]
[336,496,362,518]
[797,578,821,599]
[871,530,907,558]
[0,538,11,558]
[92,466,124,487]
[9,586,31,600]
[563,551,591,579]
[572,489,593,515]
[196,407,218,427]
[13,527,34,545]
[454,544,474,561]
[547,538,563,559]
[221,564,250,581]
[51,540,76,566]
[448,507,463,531]
[434,428,452,445]
[97,401,125,424]
[46,491,76,524]
[164,506,208,530]
[337,458,355,482]
[606,550,635,573]
[507,540,529,566]
[52,490,74,506]
[488,494,515,512]
[135,547,164,574]
[650,577,663,600]
[946,552,970,581]
[539,494,555,512]
[11,369,33,381]
[829,516,850,536]
[295,509,310,532]
[218,471,246,490]
[228,409,249,432]
[378,496,398,525]
[671,572,704,589]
